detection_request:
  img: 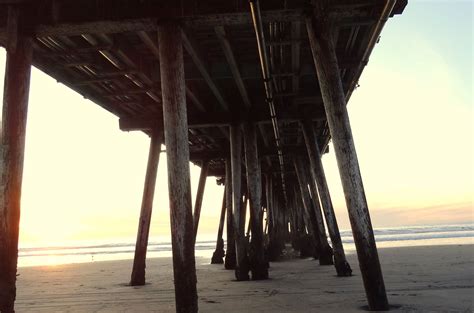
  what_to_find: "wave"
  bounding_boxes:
[18,224,473,266]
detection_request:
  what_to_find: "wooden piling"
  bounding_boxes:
[294,157,328,262]
[193,160,209,242]
[243,122,268,280]
[130,130,162,286]
[224,159,236,270]
[0,10,32,311]
[301,120,352,276]
[230,124,249,281]
[158,23,198,313]
[211,187,226,264]
[302,157,334,265]
[293,186,316,258]
[306,12,389,310]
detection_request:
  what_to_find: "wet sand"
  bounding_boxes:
[15,244,473,312]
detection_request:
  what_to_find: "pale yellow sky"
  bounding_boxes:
[0,3,473,247]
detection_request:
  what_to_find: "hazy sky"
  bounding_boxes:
[0,1,472,246]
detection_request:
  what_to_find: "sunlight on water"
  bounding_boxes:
[18,224,473,267]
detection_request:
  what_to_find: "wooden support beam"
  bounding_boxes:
[230,124,249,281]
[215,26,251,108]
[182,29,229,111]
[130,130,162,286]
[291,21,301,94]
[0,25,32,312]
[302,156,334,265]
[306,11,388,310]
[119,107,326,131]
[6,6,18,53]
[158,23,197,313]
[193,161,209,243]
[0,10,305,41]
[211,187,226,264]
[301,119,352,276]
[265,174,273,240]
[293,156,323,260]
[136,30,207,112]
[224,158,236,270]
[243,122,268,280]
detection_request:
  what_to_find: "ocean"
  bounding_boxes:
[18,224,473,267]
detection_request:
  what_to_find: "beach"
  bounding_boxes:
[15,244,473,312]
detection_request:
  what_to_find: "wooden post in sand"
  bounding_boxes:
[302,157,334,265]
[243,122,268,280]
[211,187,226,264]
[158,23,198,313]
[306,11,389,310]
[0,8,32,312]
[130,130,162,286]
[301,120,352,276]
[230,124,249,280]
[193,160,209,242]
[224,159,236,270]
[293,157,326,261]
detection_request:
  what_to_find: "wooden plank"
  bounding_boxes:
[157,23,197,313]
[243,122,268,280]
[193,161,209,242]
[182,29,229,111]
[136,30,206,112]
[0,10,305,39]
[0,31,32,312]
[306,11,388,310]
[291,21,301,94]
[301,119,352,276]
[215,26,251,108]
[130,130,163,286]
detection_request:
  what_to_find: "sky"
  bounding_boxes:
[0,0,472,247]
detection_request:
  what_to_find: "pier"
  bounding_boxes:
[0,1,407,312]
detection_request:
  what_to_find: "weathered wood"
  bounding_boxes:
[182,29,229,111]
[158,23,197,313]
[130,130,162,286]
[0,10,305,40]
[265,174,273,239]
[293,157,324,260]
[193,161,209,242]
[224,158,236,270]
[119,108,325,131]
[0,6,386,43]
[306,11,388,310]
[6,6,18,53]
[211,187,226,264]
[0,28,32,313]
[293,186,315,258]
[243,122,268,280]
[301,119,352,276]
[230,124,249,281]
[215,26,251,108]
[302,156,334,265]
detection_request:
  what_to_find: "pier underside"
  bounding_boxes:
[0,1,407,312]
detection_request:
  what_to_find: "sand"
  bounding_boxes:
[15,244,473,312]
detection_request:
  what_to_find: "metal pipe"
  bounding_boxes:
[249,0,288,203]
